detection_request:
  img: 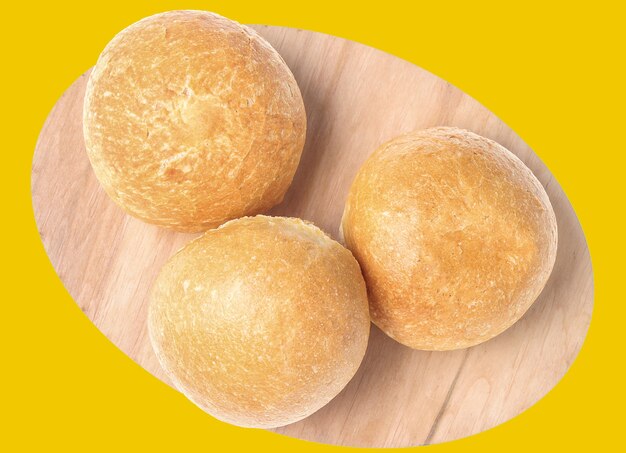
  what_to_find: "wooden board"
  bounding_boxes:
[31,26,593,448]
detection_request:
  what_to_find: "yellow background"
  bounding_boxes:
[3,0,621,450]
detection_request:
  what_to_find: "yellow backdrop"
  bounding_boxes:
[3,0,621,451]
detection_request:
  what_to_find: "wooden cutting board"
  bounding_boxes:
[31,25,593,448]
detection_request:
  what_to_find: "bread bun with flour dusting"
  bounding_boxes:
[83,11,306,232]
[148,216,370,428]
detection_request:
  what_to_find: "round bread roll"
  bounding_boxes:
[148,216,370,428]
[342,127,557,351]
[84,11,306,232]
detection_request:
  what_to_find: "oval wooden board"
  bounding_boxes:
[31,25,593,448]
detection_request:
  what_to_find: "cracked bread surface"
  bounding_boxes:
[84,11,306,232]
[342,127,558,350]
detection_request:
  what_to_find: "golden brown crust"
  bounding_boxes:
[342,127,557,350]
[148,216,370,428]
[84,11,306,232]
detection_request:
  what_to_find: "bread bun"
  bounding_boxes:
[342,127,557,350]
[148,216,370,428]
[84,11,306,232]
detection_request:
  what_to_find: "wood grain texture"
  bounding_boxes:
[31,26,593,448]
